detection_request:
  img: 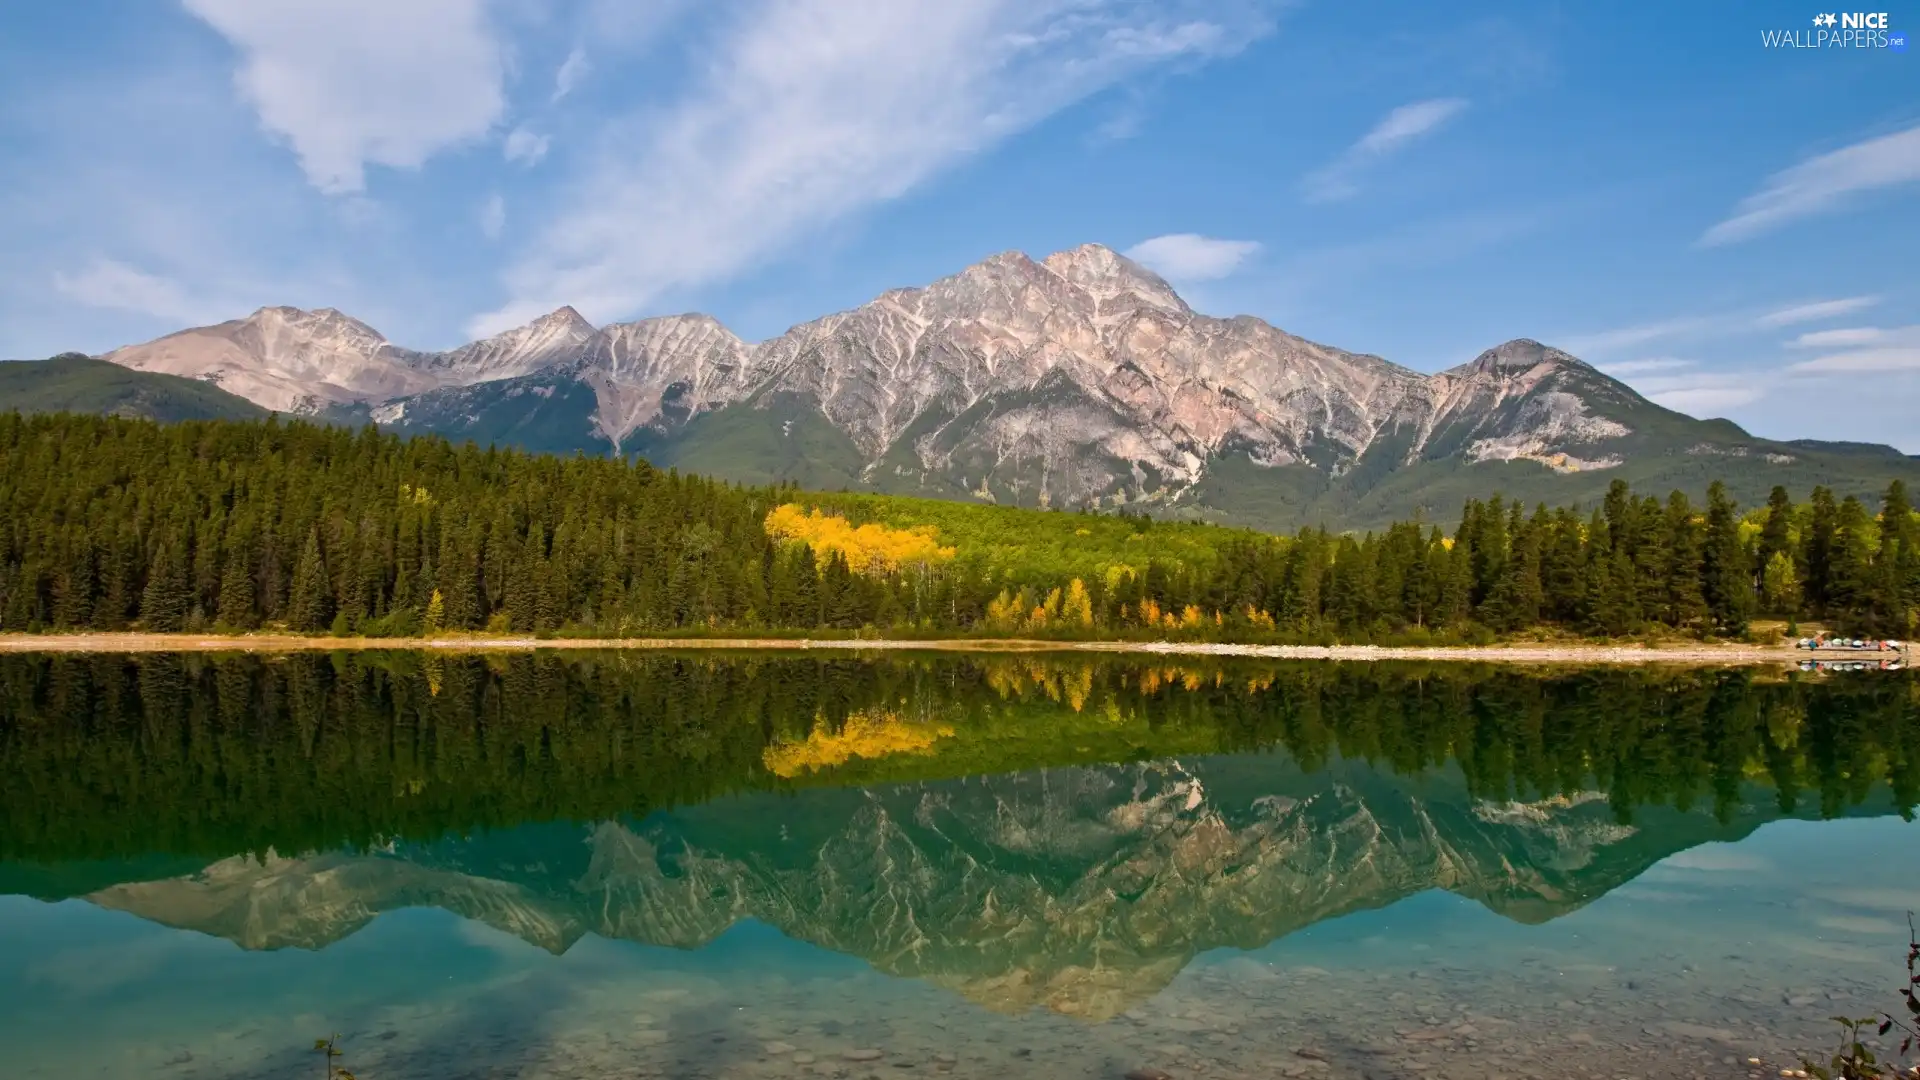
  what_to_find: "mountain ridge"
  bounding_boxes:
[92,244,1920,529]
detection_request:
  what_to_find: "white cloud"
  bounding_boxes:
[471,0,1279,336]
[1301,97,1469,203]
[552,46,590,102]
[1635,370,1773,414]
[1355,98,1471,154]
[1599,357,1696,375]
[1559,315,1722,356]
[1700,123,1920,246]
[182,0,507,194]
[1788,325,1920,349]
[51,259,220,326]
[1123,234,1261,281]
[1756,295,1880,327]
[1788,347,1920,375]
[503,127,550,165]
[480,194,506,240]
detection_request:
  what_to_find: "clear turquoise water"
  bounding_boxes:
[0,654,1914,1080]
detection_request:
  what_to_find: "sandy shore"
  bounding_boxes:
[0,631,1883,665]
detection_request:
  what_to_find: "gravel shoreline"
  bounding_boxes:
[0,632,1882,665]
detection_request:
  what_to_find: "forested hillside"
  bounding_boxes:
[0,413,1915,640]
[0,354,265,423]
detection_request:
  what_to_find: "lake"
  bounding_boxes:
[0,652,1915,1080]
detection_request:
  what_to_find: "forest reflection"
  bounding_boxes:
[0,651,1912,865]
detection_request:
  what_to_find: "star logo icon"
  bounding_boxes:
[1823,13,1838,26]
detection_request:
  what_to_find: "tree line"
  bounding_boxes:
[0,412,1915,641]
[1,652,1912,863]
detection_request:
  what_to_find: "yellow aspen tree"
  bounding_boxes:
[1064,578,1094,627]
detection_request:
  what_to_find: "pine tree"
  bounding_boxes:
[1701,481,1751,635]
[1803,486,1837,614]
[139,539,190,632]
[792,545,820,626]
[1828,496,1875,629]
[216,536,256,630]
[51,537,94,629]
[286,530,333,631]
[1663,493,1705,630]
[821,552,858,628]
[1874,480,1915,636]
[1757,485,1793,569]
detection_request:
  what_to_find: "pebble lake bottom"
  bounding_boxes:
[0,652,1914,1080]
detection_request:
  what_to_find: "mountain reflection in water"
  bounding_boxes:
[0,653,1915,1078]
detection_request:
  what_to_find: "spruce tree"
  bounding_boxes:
[286,530,333,631]
[1663,492,1705,630]
[1874,480,1915,636]
[139,539,190,632]
[1803,486,1837,614]
[1828,496,1874,629]
[51,538,94,629]
[216,537,255,630]
[792,545,821,626]
[1702,481,1751,635]
[1757,485,1793,569]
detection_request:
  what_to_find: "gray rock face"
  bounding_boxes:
[98,244,1647,504]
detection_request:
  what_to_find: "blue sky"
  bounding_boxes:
[1,0,1915,449]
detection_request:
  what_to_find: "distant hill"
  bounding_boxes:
[0,353,265,423]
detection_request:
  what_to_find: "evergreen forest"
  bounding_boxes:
[1,412,1916,642]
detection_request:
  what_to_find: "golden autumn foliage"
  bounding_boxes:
[761,708,956,777]
[764,504,956,575]
[982,578,1097,632]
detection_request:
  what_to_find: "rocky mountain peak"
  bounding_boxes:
[245,306,389,351]
[535,305,593,332]
[1459,338,1586,375]
[411,304,597,381]
[1041,243,1188,316]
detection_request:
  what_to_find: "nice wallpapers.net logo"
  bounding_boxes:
[1761,11,1907,48]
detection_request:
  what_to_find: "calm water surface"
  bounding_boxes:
[0,653,1915,1080]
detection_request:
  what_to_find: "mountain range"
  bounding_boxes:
[61,244,1920,529]
[49,755,1865,1020]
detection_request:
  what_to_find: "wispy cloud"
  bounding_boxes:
[479,194,505,240]
[472,0,1282,336]
[52,259,222,327]
[1788,348,1920,375]
[1634,369,1773,414]
[1787,325,1919,349]
[503,127,550,165]
[1784,325,1920,375]
[1123,234,1261,281]
[1599,357,1696,375]
[1559,315,1724,356]
[1700,123,1920,246]
[1562,297,1894,358]
[1756,295,1880,327]
[1300,97,1468,203]
[551,46,589,103]
[182,0,508,195]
